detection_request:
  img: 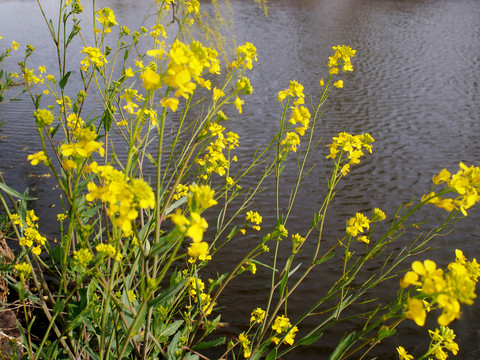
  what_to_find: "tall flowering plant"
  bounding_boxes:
[0,1,479,359]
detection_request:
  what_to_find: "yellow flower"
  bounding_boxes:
[80,47,107,70]
[27,151,48,166]
[405,297,426,326]
[14,262,32,278]
[213,87,225,101]
[372,208,386,221]
[357,235,370,244]
[238,333,251,358]
[346,212,370,237]
[141,67,161,90]
[411,260,445,294]
[33,109,54,127]
[188,184,217,211]
[160,97,179,112]
[96,243,122,261]
[188,241,210,261]
[396,346,414,360]
[187,212,208,243]
[334,80,344,88]
[250,308,266,324]
[246,211,262,225]
[73,248,94,266]
[234,96,244,114]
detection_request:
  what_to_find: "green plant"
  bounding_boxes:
[0,1,478,359]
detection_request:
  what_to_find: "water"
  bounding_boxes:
[1,0,480,358]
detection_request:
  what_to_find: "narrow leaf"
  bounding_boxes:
[329,332,356,360]
[59,71,71,90]
[0,183,37,200]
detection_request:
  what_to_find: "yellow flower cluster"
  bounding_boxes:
[96,243,122,262]
[270,315,298,346]
[60,125,105,166]
[428,326,459,359]
[326,132,374,175]
[396,346,414,360]
[33,108,55,128]
[10,210,46,255]
[22,67,43,85]
[173,183,189,200]
[292,233,306,253]
[95,7,118,34]
[141,39,220,101]
[345,208,385,244]
[232,42,257,70]
[328,45,356,75]
[73,248,94,267]
[86,165,155,232]
[196,123,239,179]
[238,333,251,358]
[188,277,215,315]
[120,89,144,114]
[346,212,370,237]
[250,307,266,324]
[278,81,311,153]
[422,162,480,216]
[80,47,108,71]
[245,210,262,231]
[14,262,32,278]
[400,250,479,326]
[170,184,217,263]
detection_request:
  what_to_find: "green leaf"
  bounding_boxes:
[101,108,112,132]
[164,196,187,216]
[148,232,177,258]
[158,320,184,340]
[329,332,356,360]
[192,336,225,350]
[48,19,55,37]
[297,330,323,346]
[59,71,71,90]
[34,93,42,108]
[204,315,222,336]
[167,331,182,359]
[376,327,396,341]
[249,342,271,360]
[50,123,61,138]
[0,183,37,200]
[314,251,335,265]
[66,24,80,47]
[147,279,187,307]
[53,299,66,316]
[265,349,277,360]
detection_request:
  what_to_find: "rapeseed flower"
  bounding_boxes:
[271,315,298,345]
[96,243,122,261]
[250,307,266,324]
[80,47,107,70]
[238,333,251,358]
[96,8,117,33]
[27,151,48,166]
[396,346,414,360]
[34,108,54,128]
[14,262,32,280]
[405,297,426,326]
[73,248,94,267]
[346,212,370,237]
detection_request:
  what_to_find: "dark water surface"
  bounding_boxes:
[1,0,480,359]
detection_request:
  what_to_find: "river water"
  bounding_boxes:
[1,0,479,359]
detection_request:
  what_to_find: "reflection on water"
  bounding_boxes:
[1,0,479,358]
